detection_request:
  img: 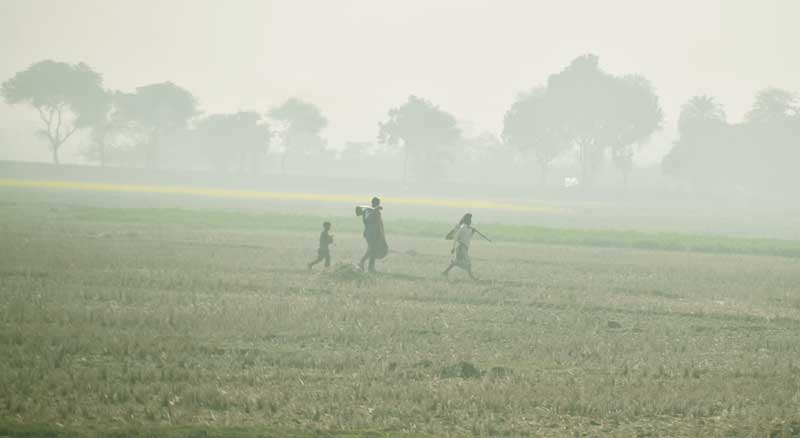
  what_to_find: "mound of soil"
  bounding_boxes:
[327,263,368,282]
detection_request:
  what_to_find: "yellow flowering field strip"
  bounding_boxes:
[0,178,563,213]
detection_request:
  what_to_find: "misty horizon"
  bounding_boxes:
[2,0,799,165]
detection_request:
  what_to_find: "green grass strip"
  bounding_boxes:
[62,204,800,258]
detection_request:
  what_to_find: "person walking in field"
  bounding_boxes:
[308,221,334,270]
[356,196,388,273]
[442,213,490,280]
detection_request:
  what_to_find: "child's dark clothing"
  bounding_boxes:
[309,230,333,268]
[319,230,333,252]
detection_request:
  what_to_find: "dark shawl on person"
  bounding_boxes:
[363,207,388,259]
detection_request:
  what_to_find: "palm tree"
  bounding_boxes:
[677,95,726,136]
[664,95,730,186]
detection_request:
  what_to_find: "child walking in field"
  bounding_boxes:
[442,213,489,280]
[308,221,334,270]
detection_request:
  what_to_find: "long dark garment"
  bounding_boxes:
[361,208,388,271]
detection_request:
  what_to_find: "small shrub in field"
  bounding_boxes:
[440,361,483,379]
[487,366,514,379]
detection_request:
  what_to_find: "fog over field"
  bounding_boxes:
[2,1,800,437]
[1,0,799,206]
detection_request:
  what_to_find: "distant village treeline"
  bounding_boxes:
[1,55,798,195]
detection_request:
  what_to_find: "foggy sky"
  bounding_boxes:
[1,0,798,163]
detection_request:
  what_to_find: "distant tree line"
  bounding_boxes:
[663,90,799,195]
[2,56,798,195]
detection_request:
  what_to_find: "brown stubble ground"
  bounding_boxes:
[1,199,800,437]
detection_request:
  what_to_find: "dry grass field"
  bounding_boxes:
[1,189,800,437]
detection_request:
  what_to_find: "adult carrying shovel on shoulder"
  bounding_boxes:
[356,196,388,273]
[443,213,490,280]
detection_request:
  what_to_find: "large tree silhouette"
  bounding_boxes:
[506,56,661,186]
[663,95,729,187]
[742,88,799,191]
[745,88,798,123]
[378,95,461,181]
[269,98,327,174]
[82,89,128,167]
[1,60,107,164]
[195,111,272,173]
[605,75,663,185]
[546,55,617,186]
[114,82,197,168]
[502,88,568,185]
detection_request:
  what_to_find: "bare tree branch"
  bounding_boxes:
[37,107,52,127]
[37,106,57,146]
[61,125,79,144]
[55,107,63,144]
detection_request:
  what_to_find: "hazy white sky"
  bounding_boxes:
[1,0,798,163]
